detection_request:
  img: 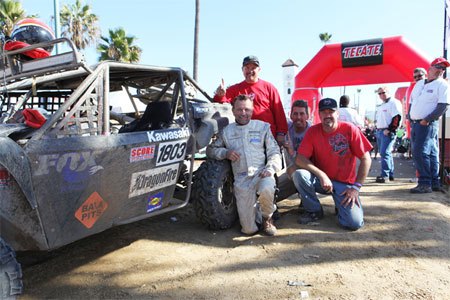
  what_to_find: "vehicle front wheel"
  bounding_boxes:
[0,238,23,299]
[192,159,237,230]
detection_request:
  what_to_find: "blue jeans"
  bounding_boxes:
[411,122,440,187]
[376,129,396,178]
[292,169,364,230]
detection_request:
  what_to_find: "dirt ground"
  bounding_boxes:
[18,155,450,300]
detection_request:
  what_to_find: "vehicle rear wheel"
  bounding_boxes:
[192,159,237,229]
[0,238,23,299]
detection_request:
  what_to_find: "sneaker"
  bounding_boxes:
[272,209,281,221]
[262,217,277,236]
[410,184,432,194]
[389,176,395,181]
[297,209,324,224]
[375,176,386,183]
[298,200,305,213]
[432,185,442,192]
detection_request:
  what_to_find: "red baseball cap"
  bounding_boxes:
[431,57,450,67]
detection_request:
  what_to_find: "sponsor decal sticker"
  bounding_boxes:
[156,140,187,166]
[0,167,11,189]
[341,38,383,68]
[75,192,108,229]
[129,164,179,198]
[147,127,190,143]
[147,192,164,213]
[35,151,103,176]
[130,145,156,162]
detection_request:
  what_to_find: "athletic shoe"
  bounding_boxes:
[262,217,277,236]
[432,185,442,192]
[410,185,432,194]
[389,176,395,181]
[375,176,386,183]
[297,209,324,224]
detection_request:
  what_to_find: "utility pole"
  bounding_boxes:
[53,0,60,54]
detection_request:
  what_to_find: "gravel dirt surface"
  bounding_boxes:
[18,156,450,299]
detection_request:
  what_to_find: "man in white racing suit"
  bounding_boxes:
[206,95,282,236]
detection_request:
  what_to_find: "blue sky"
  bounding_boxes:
[18,0,446,113]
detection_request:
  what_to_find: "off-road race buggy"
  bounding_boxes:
[0,38,295,298]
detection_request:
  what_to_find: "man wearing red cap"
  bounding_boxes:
[213,55,288,145]
[409,57,450,193]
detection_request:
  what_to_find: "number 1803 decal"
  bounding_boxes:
[156,140,187,166]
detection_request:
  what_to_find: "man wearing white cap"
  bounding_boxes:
[409,57,450,193]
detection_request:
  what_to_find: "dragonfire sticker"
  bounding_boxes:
[129,164,179,198]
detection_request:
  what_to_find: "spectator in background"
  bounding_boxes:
[413,67,427,82]
[338,95,364,128]
[409,57,450,193]
[408,67,428,182]
[375,86,402,183]
[213,55,288,145]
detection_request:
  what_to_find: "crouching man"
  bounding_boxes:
[292,98,372,230]
[206,95,282,236]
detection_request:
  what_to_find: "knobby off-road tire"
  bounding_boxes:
[192,159,238,229]
[0,238,23,299]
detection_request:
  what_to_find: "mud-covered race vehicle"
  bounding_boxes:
[1,37,284,298]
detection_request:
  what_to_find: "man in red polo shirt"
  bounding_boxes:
[213,55,288,145]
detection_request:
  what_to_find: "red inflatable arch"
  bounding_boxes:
[292,36,431,124]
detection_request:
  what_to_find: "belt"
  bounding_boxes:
[411,119,421,123]
[376,128,387,130]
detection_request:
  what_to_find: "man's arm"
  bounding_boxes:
[424,103,448,123]
[205,134,228,160]
[355,151,371,185]
[295,154,333,193]
[263,126,282,176]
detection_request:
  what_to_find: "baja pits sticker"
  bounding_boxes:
[147,192,164,213]
[75,191,108,229]
[147,127,190,143]
[129,164,179,198]
[130,145,156,162]
[156,140,187,166]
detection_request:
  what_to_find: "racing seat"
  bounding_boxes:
[119,101,173,133]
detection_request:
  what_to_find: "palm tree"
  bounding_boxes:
[0,0,27,37]
[193,0,200,81]
[60,0,99,50]
[319,32,332,44]
[97,28,142,63]
[318,32,332,95]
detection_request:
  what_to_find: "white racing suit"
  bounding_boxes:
[206,120,282,234]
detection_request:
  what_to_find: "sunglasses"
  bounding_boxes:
[378,92,386,95]
[433,64,446,70]
[413,74,424,79]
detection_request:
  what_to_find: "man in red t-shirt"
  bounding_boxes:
[213,55,288,145]
[292,98,372,230]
